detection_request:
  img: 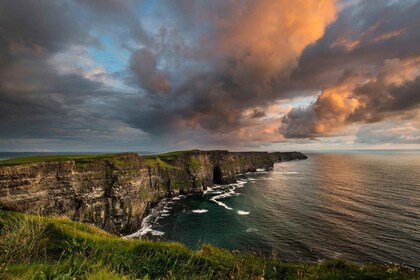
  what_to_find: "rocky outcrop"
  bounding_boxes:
[0,150,307,234]
[269,151,308,162]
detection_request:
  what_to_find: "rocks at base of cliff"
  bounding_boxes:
[0,150,307,235]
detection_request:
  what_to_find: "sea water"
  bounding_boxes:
[133,152,420,268]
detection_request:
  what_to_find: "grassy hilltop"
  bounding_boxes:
[0,210,418,280]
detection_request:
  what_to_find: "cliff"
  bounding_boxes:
[0,150,307,234]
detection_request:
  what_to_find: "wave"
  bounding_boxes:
[237,210,249,215]
[273,171,299,175]
[192,209,209,214]
[125,197,180,239]
[246,170,269,175]
[210,198,233,210]
[124,212,166,238]
[209,181,250,211]
[246,227,258,233]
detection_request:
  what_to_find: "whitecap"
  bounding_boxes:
[150,230,165,236]
[203,186,212,194]
[210,198,233,210]
[237,210,250,215]
[192,209,209,214]
[273,171,298,175]
[246,228,258,233]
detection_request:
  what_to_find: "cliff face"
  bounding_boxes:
[269,151,308,162]
[0,150,307,234]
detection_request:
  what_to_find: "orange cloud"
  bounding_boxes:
[371,28,405,44]
[330,37,360,51]
[214,0,337,84]
[281,56,420,138]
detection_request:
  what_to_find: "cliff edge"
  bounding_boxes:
[0,150,307,234]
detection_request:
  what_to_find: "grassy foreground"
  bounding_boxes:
[0,211,417,280]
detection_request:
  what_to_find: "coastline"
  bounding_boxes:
[0,150,307,235]
[127,166,288,240]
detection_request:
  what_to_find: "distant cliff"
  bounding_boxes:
[0,150,307,234]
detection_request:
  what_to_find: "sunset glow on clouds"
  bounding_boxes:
[0,0,419,151]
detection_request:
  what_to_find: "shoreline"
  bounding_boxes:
[127,168,272,239]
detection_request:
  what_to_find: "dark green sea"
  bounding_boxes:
[129,152,420,268]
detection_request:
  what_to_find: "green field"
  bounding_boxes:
[0,153,129,167]
[0,151,196,167]
[0,209,417,280]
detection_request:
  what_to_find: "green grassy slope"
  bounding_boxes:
[0,153,130,167]
[0,210,417,280]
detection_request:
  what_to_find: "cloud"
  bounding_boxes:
[122,0,336,139]
[0,0,148,151]
[74,0,151,45]
[281,57,420,138]
[293,0,420,88]
[130,48,171,93]
[0,0,419,151]
[356,121,420,145]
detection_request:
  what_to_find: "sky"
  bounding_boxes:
[0,0,419,152]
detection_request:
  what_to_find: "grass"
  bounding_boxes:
[0,153,130,167]
[156,150,193,158]
[0,210,418,279]
[143,157,174,169]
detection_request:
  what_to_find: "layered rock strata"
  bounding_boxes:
[0,150,307,234]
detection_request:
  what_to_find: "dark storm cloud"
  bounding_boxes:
[130,48,170,93]
[0,1,91,58]
[122,0,336,138]
[74,0,151,45]
[350,76,420,122]
[0,0,125,143]
[1,0,419,150]
[293,0,420,88]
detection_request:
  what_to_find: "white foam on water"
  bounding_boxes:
[125,215,165,238]
[210,184,244,210]
[248,177,265,181]
[151,230,165,236]
[210,198,233,210]
[256,168,266,172]
[246,228,258,233]
[125,197,176,239]
[203,186,213,194]
[192,209,209,214]
[273,171,298,175]
[128,168,268,239]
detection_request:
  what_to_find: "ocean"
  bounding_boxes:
[132,152,420,268]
